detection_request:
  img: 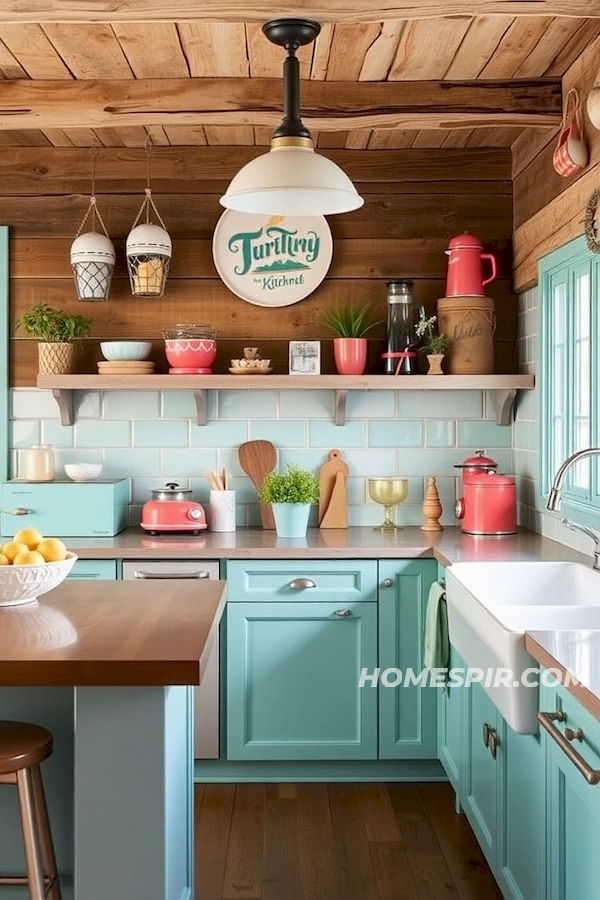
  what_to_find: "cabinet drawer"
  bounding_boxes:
[225,559,378,602]
[68,559,118,580]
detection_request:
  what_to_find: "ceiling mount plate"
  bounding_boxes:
[262,19,321,49]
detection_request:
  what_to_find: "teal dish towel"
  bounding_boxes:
[423,581,449,671]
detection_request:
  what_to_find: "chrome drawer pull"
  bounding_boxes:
[1,507,32,516]
[382,578,393,588]
[334,609,353,617]
[133,570,210,580]
[288,578,317,590]
[538,712,600,785]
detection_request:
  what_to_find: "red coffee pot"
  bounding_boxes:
[445,232,497,297]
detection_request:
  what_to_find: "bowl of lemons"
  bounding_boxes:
[0,528,77,607]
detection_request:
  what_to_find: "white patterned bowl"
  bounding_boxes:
[0,553,77,607]
[100,341,152,361]
[64,463,103,482]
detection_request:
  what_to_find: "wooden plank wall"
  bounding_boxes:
[4,146,516,385]
[513,34,600,292]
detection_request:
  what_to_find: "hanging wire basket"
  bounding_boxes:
[70,197,115,302]
[126,188,172,298]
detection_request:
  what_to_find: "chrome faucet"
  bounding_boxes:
[546,447,600,511]
[561,518,600,572]
[547,448,600,571]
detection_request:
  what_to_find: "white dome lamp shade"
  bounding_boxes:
[220,19,363,217]
[126,221,172,297]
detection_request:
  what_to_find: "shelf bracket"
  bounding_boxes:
[494,389,517,427]
[193,390,207,426]
[334,390,347,426]
[51,389,73,426]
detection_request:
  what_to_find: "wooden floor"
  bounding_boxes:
[194,782,505,900]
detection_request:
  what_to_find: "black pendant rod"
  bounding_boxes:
[262,18,321,142]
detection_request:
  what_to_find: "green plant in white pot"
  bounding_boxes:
[259,464,320,538]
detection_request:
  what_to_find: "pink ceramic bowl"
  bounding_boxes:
[164,338,217,369]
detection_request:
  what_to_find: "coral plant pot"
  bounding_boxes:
[333,338,368,375]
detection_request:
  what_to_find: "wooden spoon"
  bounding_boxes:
[238,440,277,529]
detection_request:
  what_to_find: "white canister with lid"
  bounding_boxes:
[23,445,55,482]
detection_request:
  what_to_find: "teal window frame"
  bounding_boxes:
[539,234,600,523]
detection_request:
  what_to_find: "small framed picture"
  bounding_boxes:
[289,340,321,375]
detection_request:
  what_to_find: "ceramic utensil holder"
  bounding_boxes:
[209,490,236,532]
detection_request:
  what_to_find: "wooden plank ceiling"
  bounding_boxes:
[0,16,596,150]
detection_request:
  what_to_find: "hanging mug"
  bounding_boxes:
[553,88,589,178]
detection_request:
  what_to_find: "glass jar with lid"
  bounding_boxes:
[23,445,55,482]
[382,280,425,375]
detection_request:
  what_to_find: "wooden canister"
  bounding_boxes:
[436,295,496,375]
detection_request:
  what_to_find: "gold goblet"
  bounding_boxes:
[368,478,409,533]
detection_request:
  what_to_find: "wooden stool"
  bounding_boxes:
[0,721,61,900]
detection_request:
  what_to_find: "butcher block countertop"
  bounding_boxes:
[67,525,587,568]
[0,579,226,687]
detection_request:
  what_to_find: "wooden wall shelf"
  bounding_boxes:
[36,374,535,428]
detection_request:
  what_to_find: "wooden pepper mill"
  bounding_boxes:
[421,476,443,532]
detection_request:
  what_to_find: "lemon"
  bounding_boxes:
[13,550,46,566]
[36,537,68,563]
[0,554,9,566]
[13,527,44,550]
[2,541,30,563]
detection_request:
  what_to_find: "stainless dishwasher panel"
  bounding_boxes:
[122,559,220,759]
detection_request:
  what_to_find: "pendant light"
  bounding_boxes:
[70,141,115,301]
[126,138,172,297]
[220,19,363,216]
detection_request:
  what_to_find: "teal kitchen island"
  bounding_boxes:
[0,578,226,900]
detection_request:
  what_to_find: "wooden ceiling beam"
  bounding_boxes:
[0,2,593,23]
[0,77,562,130]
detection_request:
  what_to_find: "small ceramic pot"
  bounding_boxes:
[333,338,368,375]
[426,354,445,375]
[271,503,311,538]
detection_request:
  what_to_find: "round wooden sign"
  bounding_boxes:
[212,210,333,307]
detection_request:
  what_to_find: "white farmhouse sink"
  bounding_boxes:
[445,561,600,734]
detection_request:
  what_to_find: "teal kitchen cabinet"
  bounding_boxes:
[437,644,467,798]
[226,600,378,760]
[68,559,119,580]
[463,679,500,864]
[379,559,437,759]
[541,681,600,900]
[440,662,544,900]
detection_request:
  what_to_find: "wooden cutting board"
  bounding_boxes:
[238,440,277,529]
[318,449,349,529]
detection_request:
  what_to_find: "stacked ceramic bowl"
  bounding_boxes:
[162,325,217,375]
[98,341,155,375]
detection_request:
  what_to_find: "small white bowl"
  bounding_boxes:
[64,463,102,482]
[100,341,152,361]
[0,553,77,607]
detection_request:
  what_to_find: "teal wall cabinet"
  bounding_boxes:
[541,681,600,900]
[226,600,377,760]
[379,559,437,759]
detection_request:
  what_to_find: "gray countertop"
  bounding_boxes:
[66,525,588,567]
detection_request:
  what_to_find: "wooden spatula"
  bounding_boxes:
[238,440,277,529]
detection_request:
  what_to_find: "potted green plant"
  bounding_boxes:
[415,313,451,375]
[14,303,93,375]
[258,464,320,538]
[321,303,382,375]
